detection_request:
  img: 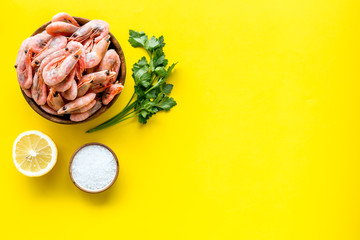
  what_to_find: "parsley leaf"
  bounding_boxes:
[156,96,177,111]
[162,84,173,95]
[155,67,167,77]
[144,36,160,51]
[128,30,148,47]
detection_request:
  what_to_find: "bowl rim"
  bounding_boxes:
[21,16,126,124]
[69,142,119,193]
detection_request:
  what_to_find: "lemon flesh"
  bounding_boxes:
[12,130,57,177]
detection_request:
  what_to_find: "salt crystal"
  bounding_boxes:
[71,145,117,192]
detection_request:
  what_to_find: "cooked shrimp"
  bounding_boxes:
[15,31,53,76]
[31,70,47,105]
[15,31,52,70]
[22,88,32,98]
[77,70,115,97]
[31,36,67,67]
[57,92,96,114]
[90,73,114,90]
[51,12,79,26]
[69,20,109,43]
[77,75,95,97]
[85,35,110,68]
[66,99,96,114]
[35,53,67,98]
[34,41,82,69]
[65,41,85,54]
[91,82,111,93]
[15,37,31,70]
[27,31,53,54]
[16,33,51,86]
[46,22,79,37]
[16,47,33,89]
[102,83,124,105]
[43,47,83,86]
[40,104,63,116]
[39,54,66,79]
[53,68,76,92]
[79,70,115,85]
[70,101,102,122]
[61,79,77,101]
[86,67,96,74]
[83,38,94,53]
[75,50,86,80]
[96,49,121,83]
[47,88,65,111]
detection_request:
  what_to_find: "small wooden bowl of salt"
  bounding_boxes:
[69,143,119,193]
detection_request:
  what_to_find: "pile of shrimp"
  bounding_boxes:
[15,13,124,122]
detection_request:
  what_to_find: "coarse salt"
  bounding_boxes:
[71,145,117,192]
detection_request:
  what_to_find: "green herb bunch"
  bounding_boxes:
[87,30,177,133]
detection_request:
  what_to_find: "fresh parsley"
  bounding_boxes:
[87,30,177,133]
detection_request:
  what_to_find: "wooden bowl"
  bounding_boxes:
[21,17,126,124]
[69,143,119,193]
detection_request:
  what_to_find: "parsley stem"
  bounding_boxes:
[120,109,137,119]
[86,101,137,133]
[145,77,163,94]
[124,92,135,108]
[148,75,157,87]
[114,113,139,123]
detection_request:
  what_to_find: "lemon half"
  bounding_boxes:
[12,130,57,177]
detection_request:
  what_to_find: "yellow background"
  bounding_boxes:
[1,0,360,239]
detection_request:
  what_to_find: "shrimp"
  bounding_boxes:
[46,22,79,37]
[53,68,76,92]
[43,47,83,86]
[15,32,53,89]
[15,31,52,68]
[61,79,78,101]
[86,67,96,74]
[79,70,115,86]
[102,83,124,105]
[31,70,47,105]
[57,92,96,114]
[31,36,67,67]
[47,88,65,111]
[77,75,95,97]
[22,88,32,98]
[40,54,66,80]
[96,49,121,83]
[65,41,85,54]
[83,38,94,53]
[34,41,83,68]
[75,50,86,80]
[66,99,96,114]
[90,72,114,90]
[26,31,53,54]
[40,104,64,116]
[77,70,115,97]
[51,12,79,26]
[69,20,109,43]
[15,37,31,71]
[34,48,71,97]
[16,47,33,89]
[85,35,110,68]
[91,82,111,93]
[70,101,102,122]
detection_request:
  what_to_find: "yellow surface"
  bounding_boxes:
[1,0,360,239]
